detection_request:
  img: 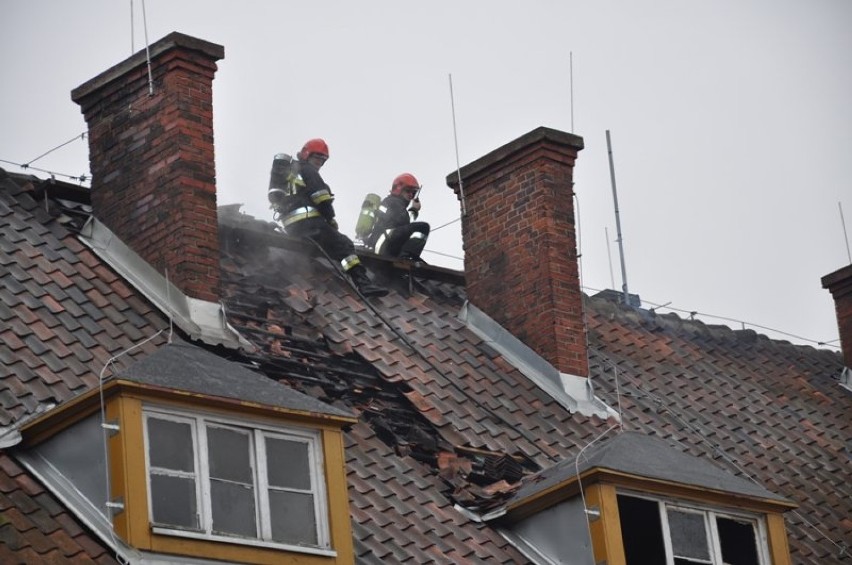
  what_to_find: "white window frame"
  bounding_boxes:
[142,405,333,556]
[619,490,771,565]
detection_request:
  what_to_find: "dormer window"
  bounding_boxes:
[144,407,329,549]
[17,342,357,564]
[486,432,795,565]
[617,492,767,565]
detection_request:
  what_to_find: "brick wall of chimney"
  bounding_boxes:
[71,33,224,303]
[448,127,588,377]
[822,263,852,367]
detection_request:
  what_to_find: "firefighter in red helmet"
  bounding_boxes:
[268,138,387,297]
[366,173,430,262]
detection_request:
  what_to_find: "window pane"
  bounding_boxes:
[210,479,257,538]
[617,494,667,565]
[150,474,198,529]
[718,517,760,565]
[266,437,311,490]
[269,490,317,546]
[147,418,194,472]
[207,426,253,483]
[669,509,710,561]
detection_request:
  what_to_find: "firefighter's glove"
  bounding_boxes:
[409,198,422,213]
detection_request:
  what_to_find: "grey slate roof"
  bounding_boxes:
[508,430,791,505]
[114,340,354,419]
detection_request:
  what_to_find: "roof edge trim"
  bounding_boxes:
[459,301,616,419]
[496,467,796,525]
[112,379,358,426]
[78,217,251,350]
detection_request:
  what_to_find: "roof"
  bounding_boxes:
[507,430,790,507]
[113,340,355,421]
[2,168,850,564]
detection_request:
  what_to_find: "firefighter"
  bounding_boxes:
[269,138,388,297]
[367,173,431,262]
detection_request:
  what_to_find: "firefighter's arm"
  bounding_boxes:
[310,186,334,207]
[318,201,336,225]
[408,198,420,221]
[300,164,336,221]
[312,189,336,223]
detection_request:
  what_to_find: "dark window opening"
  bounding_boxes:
[618,494,667,565]
[718,517,759,565]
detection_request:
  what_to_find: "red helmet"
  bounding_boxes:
[391,173,420,196]
[298,138,329,160]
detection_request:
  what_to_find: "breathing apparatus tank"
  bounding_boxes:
[267,153,296,209]
[355,193,382,244]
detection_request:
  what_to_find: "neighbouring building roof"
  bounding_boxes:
[2,168,850,563]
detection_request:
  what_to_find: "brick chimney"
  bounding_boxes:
[71,32,224,303]
[822,263,852,368]
[447,127,587,377]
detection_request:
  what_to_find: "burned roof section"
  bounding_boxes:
[217,211,571,513]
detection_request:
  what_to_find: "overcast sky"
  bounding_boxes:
[3,1,850,352]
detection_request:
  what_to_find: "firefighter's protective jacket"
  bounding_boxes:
[274,160,336,228]
[366,194,417,248]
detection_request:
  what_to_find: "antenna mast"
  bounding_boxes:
[130,0,135,53]
[569,51,574,133]
[840,201,852,264]
[606,130,630,304]
[448,74,467,215]
[605,227,616,290]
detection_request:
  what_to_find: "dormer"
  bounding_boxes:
[482,432,796,565]
[16,342,357,564]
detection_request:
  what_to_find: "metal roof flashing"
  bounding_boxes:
[458,301,617,420]
[840,366,852,393]
[78,216,251,351]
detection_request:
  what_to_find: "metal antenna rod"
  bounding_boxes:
[605,227,615,290]
[606,130,630,304]
[130,0,135,53]
[142,0,154,96]
[448,74,467,215]
[569,51,574,133]
[840,201,852,264]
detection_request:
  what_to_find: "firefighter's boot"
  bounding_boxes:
[349,266,388,298]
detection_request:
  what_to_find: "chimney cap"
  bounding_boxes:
[821,263,852,296]
[446,126,583,189]
[71,31,224,103]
